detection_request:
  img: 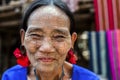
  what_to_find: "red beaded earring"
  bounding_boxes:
[66,48,77,64]
[13,46,30,67]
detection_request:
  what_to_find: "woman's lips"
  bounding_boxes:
[37,57,55,62]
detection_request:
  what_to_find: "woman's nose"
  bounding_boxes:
[38,39,55,53]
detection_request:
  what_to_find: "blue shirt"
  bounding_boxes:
[2,65,99,80]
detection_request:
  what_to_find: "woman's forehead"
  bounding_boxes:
[27,5,70,30]
[28,5,69,21]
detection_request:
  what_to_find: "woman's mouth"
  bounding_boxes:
[37,57,56,62]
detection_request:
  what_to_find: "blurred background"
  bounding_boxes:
[0,0,120,80]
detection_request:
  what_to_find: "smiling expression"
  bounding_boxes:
[21,6,75,73]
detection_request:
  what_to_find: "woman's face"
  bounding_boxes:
[21,6,76,73]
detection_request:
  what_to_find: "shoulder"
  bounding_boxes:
[72,65,100,80]
[2,65,27,80]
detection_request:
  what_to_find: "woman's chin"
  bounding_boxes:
[36,64,58,73]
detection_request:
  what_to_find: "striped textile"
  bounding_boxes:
[88,31,108,79]
[99,31,107,78]
[94,0,120,31]
[88,31,99,74]
[87,30,120,79]
[106,30,120,80]
[115,30,120,80]
[94,0,120,79]
[106,31,116,80]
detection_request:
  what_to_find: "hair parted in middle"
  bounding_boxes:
[21,0,76,35]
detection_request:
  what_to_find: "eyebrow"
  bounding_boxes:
[53,29,69,35]
[26,27,70,35]
[27,27,43,33]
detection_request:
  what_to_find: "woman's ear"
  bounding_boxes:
[20,29,25,45]
[71,32,77,48]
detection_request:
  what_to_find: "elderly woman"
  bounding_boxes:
[2,0,99,80]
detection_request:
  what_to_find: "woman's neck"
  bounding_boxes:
[35,66,63,80]
[28,61,73,80]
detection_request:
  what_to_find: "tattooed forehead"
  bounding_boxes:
[28,5,70,28]
[28,5,68,20]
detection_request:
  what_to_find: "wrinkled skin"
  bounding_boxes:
[20,6,77,80]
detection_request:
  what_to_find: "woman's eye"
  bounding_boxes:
[29,34,43,40]
[54,35,65,38]
[53,35,65,41]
